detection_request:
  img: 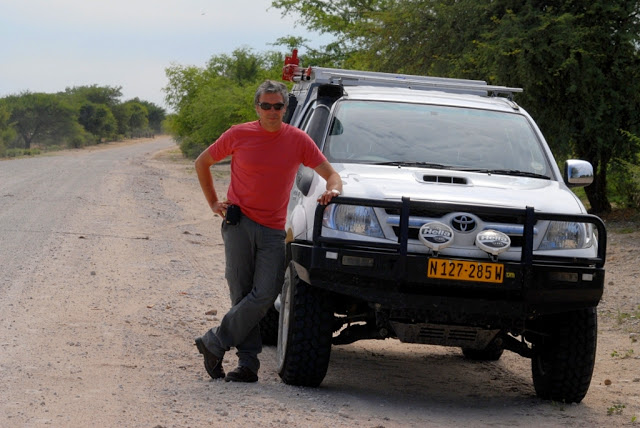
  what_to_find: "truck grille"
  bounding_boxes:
[386,207,532,249]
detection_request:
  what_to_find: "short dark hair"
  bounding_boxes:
[254,80,288,107]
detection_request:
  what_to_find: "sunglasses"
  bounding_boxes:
[257,102,285,111]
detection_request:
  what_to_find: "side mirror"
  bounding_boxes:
[295,165,314,196]
[564,159,594,187]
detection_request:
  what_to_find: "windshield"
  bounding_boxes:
[324,100,551,176]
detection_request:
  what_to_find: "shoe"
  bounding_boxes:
[195,337,225,380]
[224,366,258,383]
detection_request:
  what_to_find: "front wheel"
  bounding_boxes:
[531,307,598,403]
[277,262,333,387]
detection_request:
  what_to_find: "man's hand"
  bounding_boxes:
[211,200,229,217]
[317,189,340,205]
[314,161,343,205]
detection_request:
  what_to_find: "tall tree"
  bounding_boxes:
[78,102,118,141]
[125,101,149,131]
[130,98,166,133]
[4,92,77,149]
[470,1,640,213]
[111,101,150,137]
[63,85,123,107]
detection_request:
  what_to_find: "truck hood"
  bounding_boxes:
[335,163,586,214]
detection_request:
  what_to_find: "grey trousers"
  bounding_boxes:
[201,215,285,374]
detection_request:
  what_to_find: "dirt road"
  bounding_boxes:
[1,137,638,427]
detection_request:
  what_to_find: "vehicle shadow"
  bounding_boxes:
[323,341,536,403]
[261,341,604,425]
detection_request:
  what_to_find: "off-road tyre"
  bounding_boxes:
[259,306,279,346]
[462,338,504,361]
[531,307,597,403]
[277,262,334,387]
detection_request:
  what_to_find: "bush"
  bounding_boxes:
[179,138,208,159]
[65,124,94,148]
[608,158,640,209]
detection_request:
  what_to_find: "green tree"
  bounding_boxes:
[272,0,640,213]
[110,101,149,137]
[78,102,118,141]
[271,36,349,68]
[164,47,283,157]
[110,103,129,136]
[63,85,123,107]
[4,92,78,149]
[0,103,17,156]
[469,1,640,213]
[131,98,166,133]
[270,0,390,69]
[125,101,149,132]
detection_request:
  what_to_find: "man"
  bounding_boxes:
[194,80,342,383]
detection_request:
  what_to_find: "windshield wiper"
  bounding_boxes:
[465,168,551,180]
[374,161,452,169]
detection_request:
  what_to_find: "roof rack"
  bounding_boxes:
[282,49,523,99]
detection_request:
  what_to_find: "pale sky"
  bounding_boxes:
[0,0,331,111]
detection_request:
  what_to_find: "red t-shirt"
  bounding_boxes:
[208,121,327,230]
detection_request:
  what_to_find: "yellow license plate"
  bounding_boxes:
[427,258,505,283]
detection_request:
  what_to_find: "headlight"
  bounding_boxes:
[322,205,384,238]
[538,221,594,250]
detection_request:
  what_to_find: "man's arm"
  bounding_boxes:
[195,149,228,217]
[314,161,343,205]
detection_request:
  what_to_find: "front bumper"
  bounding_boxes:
[291,197,607,326]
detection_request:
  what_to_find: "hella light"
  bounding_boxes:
[418,221,454,253]
[476,229,511,256]
[538,221,594,250]
[323,205,384,238]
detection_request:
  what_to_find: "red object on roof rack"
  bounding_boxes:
[282,49,314,82]
[282,49,300,82]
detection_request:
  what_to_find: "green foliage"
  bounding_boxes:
[5,148,23,158]
[164,47,283,158]
[125,101,149,133]
[609,131,640,209]
[111,103,133,136]
[0,85,165,154]
[63,85,123,108]
[608,158,640,209]
[472,2,640,214]
[3,91,78,149]
[608,403,626,416]
[131,98,166,133]
[78,102,118,141]
[110,101,151,137]
[0,103,17,157]
[271,36,349,68]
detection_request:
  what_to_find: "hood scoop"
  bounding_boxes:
[422,174,468,185]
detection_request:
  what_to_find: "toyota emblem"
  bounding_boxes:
[451,214,477,232]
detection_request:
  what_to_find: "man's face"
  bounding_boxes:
[256,92,286,131]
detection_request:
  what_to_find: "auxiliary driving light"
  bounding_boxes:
[475,229,511,256]
[418,221,454,253]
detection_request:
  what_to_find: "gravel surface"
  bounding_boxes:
[1,136,638,427]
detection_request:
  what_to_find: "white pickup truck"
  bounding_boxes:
[264,51,606,403]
